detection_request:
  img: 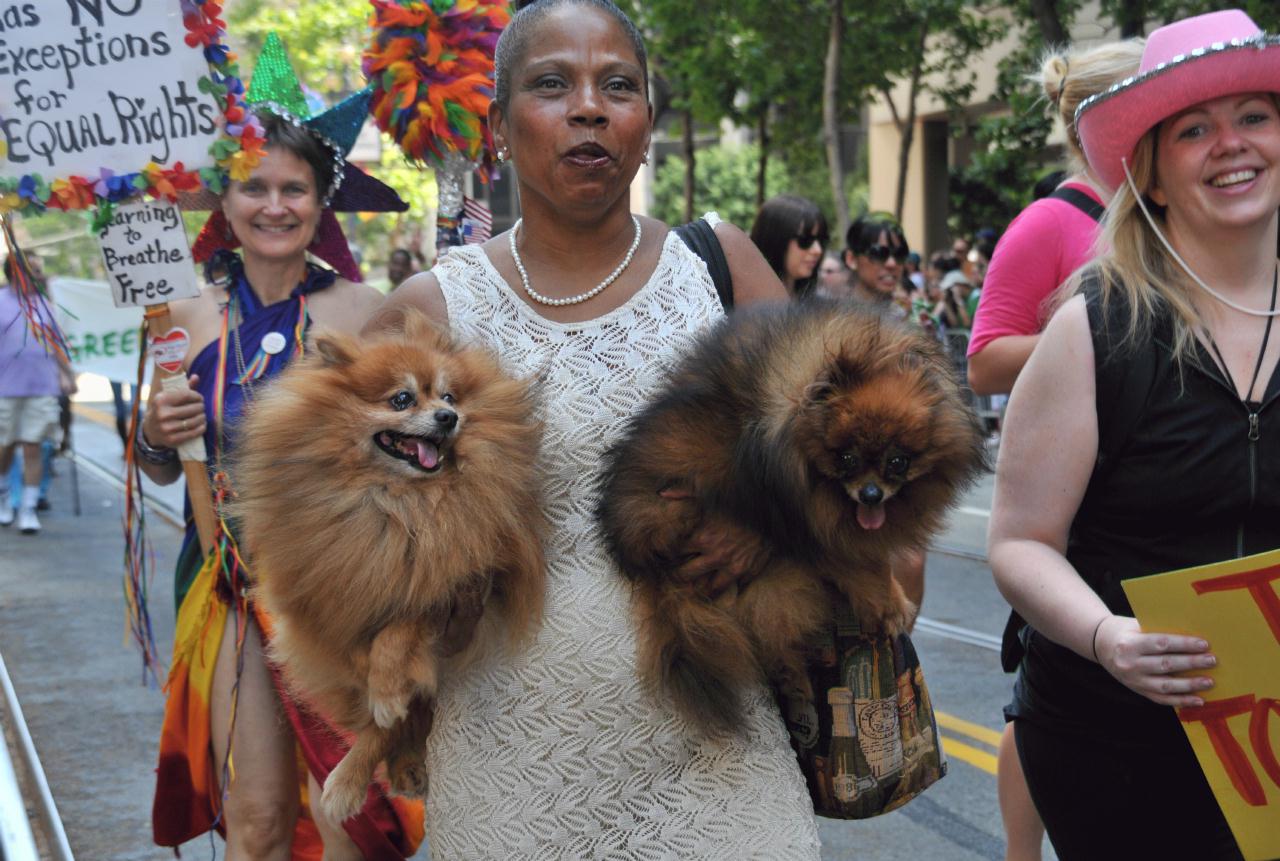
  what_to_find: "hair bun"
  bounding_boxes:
[1041,54,1069,103]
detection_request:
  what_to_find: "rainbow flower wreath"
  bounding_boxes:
[363,0,509,245]
[0,0,264,229]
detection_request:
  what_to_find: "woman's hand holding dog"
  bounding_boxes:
[660,488,771,596]
[143,373,208,449]
[1092,614,1217,708]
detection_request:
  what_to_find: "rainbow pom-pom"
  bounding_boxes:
[364,0,508,176]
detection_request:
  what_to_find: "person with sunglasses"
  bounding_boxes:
[844,212,911,314]
[749,194,829,298]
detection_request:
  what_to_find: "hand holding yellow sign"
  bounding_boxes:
[1123,548,1280,861]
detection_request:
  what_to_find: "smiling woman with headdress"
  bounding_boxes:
[135,35,423,860]
[989,10,1280,859]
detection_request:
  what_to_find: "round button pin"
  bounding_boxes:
[261,332,287,355]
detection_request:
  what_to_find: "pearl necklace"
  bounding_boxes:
[509,215,641,307]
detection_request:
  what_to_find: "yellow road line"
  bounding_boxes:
[72,402,116,430]
[934,710,1003,748]
[939,733,998,775]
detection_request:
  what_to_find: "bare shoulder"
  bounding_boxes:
[1004,293,1097,450]
[361,270,448,336]
[1037,294,1093,366]
[166,283,222,329]
[305,278,384,334]
[712,220,787,308]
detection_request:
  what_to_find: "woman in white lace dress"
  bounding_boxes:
[366,1,822,858]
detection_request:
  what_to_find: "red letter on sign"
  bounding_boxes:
[1192,563,1280,647]
[1180,695,1266,806]
[1251,698,1280,790]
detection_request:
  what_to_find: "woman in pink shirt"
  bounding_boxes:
[964,39,1144,861]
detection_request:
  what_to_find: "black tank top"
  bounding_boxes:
[1008,281,1280,741]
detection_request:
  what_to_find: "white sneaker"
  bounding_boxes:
[0,504,12,527]
[17,486,40,533]
[17,506,39,534]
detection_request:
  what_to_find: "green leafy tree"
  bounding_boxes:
[870,1,1004,221]
[651,142,867,236]
[954,0,1280,237]
[622,0,739,221]
[651,144,790,229]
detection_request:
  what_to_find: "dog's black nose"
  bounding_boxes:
[858,484,883,505]
[434,409,458,430]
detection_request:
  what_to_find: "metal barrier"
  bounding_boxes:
[0,651,75,861]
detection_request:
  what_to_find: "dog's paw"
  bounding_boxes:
[369,690,410,730]
[388,750,430,798]
[320,760,368,824]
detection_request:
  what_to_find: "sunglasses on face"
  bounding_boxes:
[794,233,827,250]
[861,244,909,264]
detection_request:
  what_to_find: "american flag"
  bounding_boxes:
[461,196,493,244]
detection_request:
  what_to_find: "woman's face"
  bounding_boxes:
[222,146,322,264]
[851,230,907,296]
[490,6,652,217]
[783,224,825,287]
[1151,92,1280,238]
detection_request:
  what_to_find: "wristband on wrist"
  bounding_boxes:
[1091,615,1109,663]
[134,424,178,466]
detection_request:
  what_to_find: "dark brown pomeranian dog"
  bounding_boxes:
[595,299,985,735]
[232,310,545,822]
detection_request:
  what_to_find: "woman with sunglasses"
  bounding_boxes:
[844,212,910,313]
[749,194,829,298]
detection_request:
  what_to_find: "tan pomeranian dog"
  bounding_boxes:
[595,299,986,735]
[232,310,545,822]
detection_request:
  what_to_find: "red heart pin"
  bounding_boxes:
[150,327,191,374]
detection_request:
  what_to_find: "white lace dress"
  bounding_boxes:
[424,219,822,860]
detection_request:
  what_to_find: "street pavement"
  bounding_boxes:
[0,397,1049,860]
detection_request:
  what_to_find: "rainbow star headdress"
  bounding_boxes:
[189,33,408,282]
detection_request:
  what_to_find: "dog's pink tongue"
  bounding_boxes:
[416,440,440,469]
[857,503,886,530]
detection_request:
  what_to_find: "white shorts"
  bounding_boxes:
[0,395,59,447]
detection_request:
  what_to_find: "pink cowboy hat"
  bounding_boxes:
[1076,9,1280,192]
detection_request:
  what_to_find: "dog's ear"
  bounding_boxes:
[806,341,865,405]
[313,330,358,366]
[401,308,454,351]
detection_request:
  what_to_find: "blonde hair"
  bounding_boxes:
[1039,39,1146,172]
[1082,130,1203,365]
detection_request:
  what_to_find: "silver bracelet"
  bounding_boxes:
[134,425,178,466]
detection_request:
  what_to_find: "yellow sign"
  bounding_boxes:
[1123,548,1280,861]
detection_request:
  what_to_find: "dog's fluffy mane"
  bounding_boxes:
[601,300,985,577]
[231,310,545,721]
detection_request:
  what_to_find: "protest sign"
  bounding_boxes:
[0,0,221,181]
[50,276,146,383]
[97,197,198,307]
[1124,550,1280,861]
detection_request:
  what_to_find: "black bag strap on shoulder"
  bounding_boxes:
[1084,279,1161,485]
[674,218,734,311]
[1048,186,1106,223]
